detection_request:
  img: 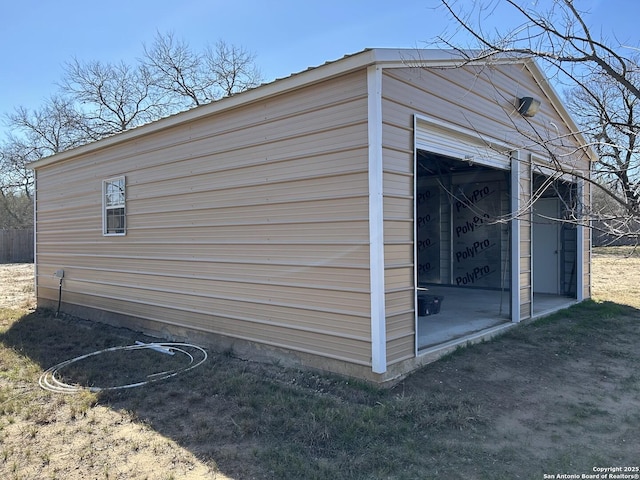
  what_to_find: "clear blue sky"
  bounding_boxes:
[1,0,637,136]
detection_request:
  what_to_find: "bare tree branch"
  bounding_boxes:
[432,0,640,243]
[142,32,263,106]
[61,57,169,136]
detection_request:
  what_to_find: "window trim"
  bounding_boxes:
[102,176,126,236]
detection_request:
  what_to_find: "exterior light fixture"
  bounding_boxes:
[518,96,541,117]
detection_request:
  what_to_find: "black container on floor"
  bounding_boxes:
[417,294,444,316]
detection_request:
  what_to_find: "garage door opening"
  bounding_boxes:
[532,174,578,315]
[416,150,512,350]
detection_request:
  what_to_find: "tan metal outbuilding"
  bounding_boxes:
[29,49,592,383]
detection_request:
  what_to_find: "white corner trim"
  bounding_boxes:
[413,116,419,357]
[33,171,38,300]
[511,151,521,323]
[367,65,386,374]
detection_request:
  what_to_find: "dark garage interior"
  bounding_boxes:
[415,150,577,350]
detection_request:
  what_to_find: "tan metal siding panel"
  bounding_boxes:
[383,171,412,197]
[583,179,592,300]
[384,196,412,219]
[132,197,367,228]
[36,243,371,267]
[387,338,415,364]
[382,69,512,145]
[385,243,412,266]
[385,267,413,292]
[519,158,533,319]
[386,285,414,361]
[37,286,372,365]
[35,71,374,367]
[132,144,368,191]
[380,71,417,363]
[386,311,415,364]
[37,255,369,291]
[385,289,412,315]
[130,172,369,213]
[38,278,370,334]
[583,209,592,299]
[385,290,414,364]
[384,148,414,175]
[384,66,590,174]
[384,220,412,244]
[55,271,371,315]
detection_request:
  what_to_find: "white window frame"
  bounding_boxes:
[102,176,126,236]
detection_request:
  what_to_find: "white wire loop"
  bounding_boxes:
[39,342,207,394]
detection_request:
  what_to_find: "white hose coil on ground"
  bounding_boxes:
[39,342,207,394]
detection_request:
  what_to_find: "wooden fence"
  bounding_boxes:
[0,228,34,263]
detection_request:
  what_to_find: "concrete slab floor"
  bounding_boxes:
[417,286,576,350]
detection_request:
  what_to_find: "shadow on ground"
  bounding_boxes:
[2,301,640,479]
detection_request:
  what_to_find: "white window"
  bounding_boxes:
[103,177,126,235]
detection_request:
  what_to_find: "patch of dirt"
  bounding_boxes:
[0,403,222,480]
[394,304,640,474]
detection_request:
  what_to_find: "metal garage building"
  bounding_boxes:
[29,49,592,383]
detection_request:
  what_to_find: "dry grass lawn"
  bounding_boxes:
[591,246,640,307]
[1,247,639,479]
[0,263,35,310]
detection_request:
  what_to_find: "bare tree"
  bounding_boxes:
[565,62,640,226]
[142,32,263,107]
[0,138,37,227]
[434,0,640,243]
[61,58,169,137]
[0,189,33,228]
[205,40,263,97]
[0,33,264,226]
[142,31,214,108]
[0,95,97,226]
[7,95,94,155]
[0,138,35,195]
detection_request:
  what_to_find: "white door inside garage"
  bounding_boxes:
[532,198,561,294]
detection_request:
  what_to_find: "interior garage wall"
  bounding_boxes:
[416,178,446,284]
[34,70,377,372]
[416,166,510,290]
